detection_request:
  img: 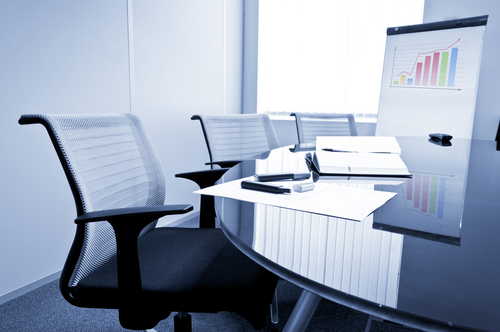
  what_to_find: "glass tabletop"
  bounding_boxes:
[214,136,500,332]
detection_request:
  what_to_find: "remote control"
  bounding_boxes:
[429,133,452,141]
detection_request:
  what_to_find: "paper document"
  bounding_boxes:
[315,151,411,177]
[196,176,397,221]
[316,136,401,154]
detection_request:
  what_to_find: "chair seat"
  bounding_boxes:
[73,227,278,329]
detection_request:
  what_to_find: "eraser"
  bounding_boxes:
[293,182,315,192]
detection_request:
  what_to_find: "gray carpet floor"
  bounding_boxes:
[0,278,422,332]
[0,217,422,331]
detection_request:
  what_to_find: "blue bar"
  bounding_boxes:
[437,178,446,218]
[407,78,413,85]
[448,48,458,87]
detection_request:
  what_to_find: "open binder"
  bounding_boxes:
[306,137,412,178]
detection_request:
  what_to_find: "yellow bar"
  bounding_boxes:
[401,75,407,85]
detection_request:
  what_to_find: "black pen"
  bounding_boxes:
[254,172,310,182]
[322,148,391,154]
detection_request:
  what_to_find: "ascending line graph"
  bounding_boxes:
[391,38,466,89]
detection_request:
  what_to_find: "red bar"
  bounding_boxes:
[430,52,440,86]
[415,62,423,86]
[414,175,421,208]
[422,176,429,212]
[406,178,413,200]
[422,56,431,86]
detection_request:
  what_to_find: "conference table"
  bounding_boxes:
[205,136,500,332]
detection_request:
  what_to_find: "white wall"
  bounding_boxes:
[423,0,500,140]
[131,0,244,214]
[0,0,131,300]
[0,0,244,300]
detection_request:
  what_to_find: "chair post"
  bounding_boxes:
[199,194,216,228]
[174,312,192,332]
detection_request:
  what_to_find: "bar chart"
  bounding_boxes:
[403,175,446,219]
[390,38,464,89]
[374,170,464,241]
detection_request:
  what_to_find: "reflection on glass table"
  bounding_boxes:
[210,137,500,332]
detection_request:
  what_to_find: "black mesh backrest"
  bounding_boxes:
[291,112,358,143]
[19,114,165,287]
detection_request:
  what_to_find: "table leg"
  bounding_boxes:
[283,289,322,332]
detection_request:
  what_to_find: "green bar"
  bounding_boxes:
[393,81,399,85]
[429,177,439,213]
[439,52,449,86]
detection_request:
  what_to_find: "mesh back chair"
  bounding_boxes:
[291,112,358,143]
[192,114,280,168]
[176,114,281,227]
[19,113,279,331]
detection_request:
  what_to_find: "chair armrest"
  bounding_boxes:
[176,169,230,229]
[74,203,193,329]
[205,160,241,168]
[74,204,193,224]
[176,168,230,189]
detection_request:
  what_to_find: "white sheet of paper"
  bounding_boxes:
[196,177,396,221]
[316,136,401,154]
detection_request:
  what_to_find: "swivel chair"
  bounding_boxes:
[176,114,280,228]
[290,112,358,143]
[19,113,279,332]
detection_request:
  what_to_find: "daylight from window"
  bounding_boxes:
[257,0,425,120]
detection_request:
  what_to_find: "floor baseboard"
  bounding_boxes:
[0,270,61,306]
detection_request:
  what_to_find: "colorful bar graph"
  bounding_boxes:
[405,176,446,219]
[391,39,462,88]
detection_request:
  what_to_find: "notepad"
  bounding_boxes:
[313,151,411,177]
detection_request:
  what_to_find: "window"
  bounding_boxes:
[257,0,425,120]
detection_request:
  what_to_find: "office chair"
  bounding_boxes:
[190,114,280,167]
[19,113,279,332]
[176,114,280,228]
[290,112,358,143]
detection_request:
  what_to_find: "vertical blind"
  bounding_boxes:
[257,0,425,120]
